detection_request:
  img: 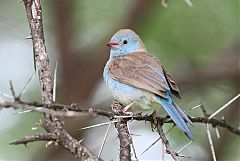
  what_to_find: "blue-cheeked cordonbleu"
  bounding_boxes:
[103,29,193,139]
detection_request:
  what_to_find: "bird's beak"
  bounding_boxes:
[107,40,119,48]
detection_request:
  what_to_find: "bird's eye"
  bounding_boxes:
[123,40,128,44]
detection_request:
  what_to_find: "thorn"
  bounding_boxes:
[114,115,134,119]
[209,93,240,119]
[32,127,38,130]
[177,154,191,158]
[45,141,53,148]
[189,104,203,112]
[9,81,17,99]
[53,62,58,102]
[161,0,168,7]
[70,102,77,106]
[184,0,193,7]
[215,127,220,139]
[127,124,138,160]
[78,120,117,130]
[130,133,141,137]
[161,142,165,160]
[24,143,28,148]
[25,36,32,39]
[123,101,135,112]
[177,140,193,154]
[18,109,32,115]
[221,116,225,122]
[98,123,111,158]
[54,141,59,146]
[19,72,36,98]
[206,123,217,161]
[0,91,13,100]
[165,124,175,134]
[78,139,83,143]
[141,137,161,155]
[0,97,4,103]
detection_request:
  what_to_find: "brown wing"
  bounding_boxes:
[135,52,181,98]
[107,51,171,98]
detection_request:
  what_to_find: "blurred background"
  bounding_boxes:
[0,0,239,161]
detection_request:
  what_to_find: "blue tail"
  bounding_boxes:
[157,96,193,139]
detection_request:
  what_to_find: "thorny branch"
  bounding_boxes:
[21,0,100,160]
[111,101,132,161]
[0,101,239,136]
[9,133,57,145]
[156,121,179,161]
[1,99,239,161]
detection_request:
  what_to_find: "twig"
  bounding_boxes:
[9,133,56,145]
[189,116,240,135]
[209,93,240,119]
[2,101,92,117]
[156,120,179,161]
[43,119,101,161]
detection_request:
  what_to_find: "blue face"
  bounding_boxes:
[109,32,145,58]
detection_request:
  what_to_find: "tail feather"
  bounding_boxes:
[173,102,193,126]
[158,97,193,139]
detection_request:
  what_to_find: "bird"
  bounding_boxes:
[103,29,193,139]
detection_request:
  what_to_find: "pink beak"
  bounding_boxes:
[107,40,119,48]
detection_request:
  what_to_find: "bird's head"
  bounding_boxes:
[107,29,146,58]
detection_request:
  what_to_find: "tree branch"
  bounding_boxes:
[111,101,132,161]
[21,0,100,160]
[1,100,239,136]
[156,121,179,161]
[23,0,53,104]
[9,134,57,145]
